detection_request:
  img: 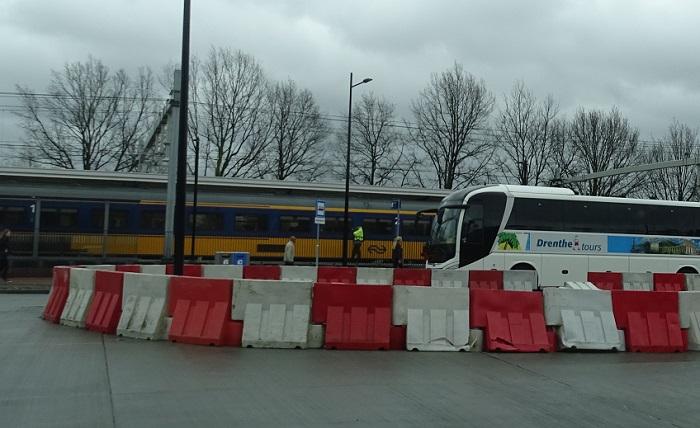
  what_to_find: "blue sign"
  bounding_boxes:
[315,200,326,225]
[391,200,401,210]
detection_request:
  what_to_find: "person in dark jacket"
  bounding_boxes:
[0,229,10,282]
[392,236,404,268]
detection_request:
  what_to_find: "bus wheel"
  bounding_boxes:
[678,266,698,274]
[510,262,535,271]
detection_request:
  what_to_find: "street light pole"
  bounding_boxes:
[342,72,372,266]
[173,0,191,276]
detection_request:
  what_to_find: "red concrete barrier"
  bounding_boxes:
[168,277,234,346]
[43,266,71,323]
[390,325,407,350]
[611,290,685,352]
[166,264,203,277]
[116,265,141,273]
[85,271,124,334]
[470,289,551,352]
[653,273,686,292]
[587,272,623,291]
[393,268,431,286]
[312,283,392,350]
[317,266,356,284]
[243,265,281,280]
[469,270,503,290]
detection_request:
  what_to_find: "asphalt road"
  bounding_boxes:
[1,294,699,428]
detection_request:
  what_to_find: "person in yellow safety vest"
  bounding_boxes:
[351,226,364,264]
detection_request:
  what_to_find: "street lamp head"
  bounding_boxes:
[361,78,373,84]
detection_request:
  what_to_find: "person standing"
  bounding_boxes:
[283,236,296,265]
[0,229,10,282]
[392,236,404,268]
[351,226,364,264]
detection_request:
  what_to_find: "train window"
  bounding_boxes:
[363,217,394,236]
[140,211,165,230]
[91,209,131,231]
[401,218,432,236]
[41,208,78,228]
[189,213,224,232]
[320,217,344,234]
[279,215,312,233]
[235,214,267,232]
[0,206,26,226]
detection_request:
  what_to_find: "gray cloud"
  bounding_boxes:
[2,0,699,143]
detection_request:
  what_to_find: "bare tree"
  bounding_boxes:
[189,48,271,177]
[15,56,157,171]
[261,79,329,180]
[642,121,699,201]
[410,63,495,189]
[346,93,406,185]
[565,107,644,196]
[495,81,559,185]
[545,118,575,185]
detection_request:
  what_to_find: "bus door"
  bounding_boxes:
[459,193,506,267]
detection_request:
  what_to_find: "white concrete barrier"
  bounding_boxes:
[394,286,470,351]
[307,324,325,349]
[431,270,468,288]
[679,291,700,351]
[140,265,166,275]
[232,279,313,320]
[117,273,170,340]
[234,279,313,348]
[242,303,311,349]
[503,270,537,290]
[686,274,700,291]
[81,264,116,271]
[60,268,96,328]
[356,267,393,285]
[280,266,317,282]
[563,281,599,290]
[543,287,622,350]
[202,264,243,280]
[622,272,653,291]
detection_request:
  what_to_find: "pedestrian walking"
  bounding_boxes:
[283,236,296,265]
[351,226,364,264]
[392,236,404,268]
[0,229,10,282]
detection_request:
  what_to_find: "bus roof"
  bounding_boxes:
[445,184,700,208]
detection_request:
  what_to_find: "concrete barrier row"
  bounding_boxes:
[45,265,700,353]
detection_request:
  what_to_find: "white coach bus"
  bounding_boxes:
[425,185,700,286]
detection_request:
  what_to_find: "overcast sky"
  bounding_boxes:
[1,0,699,145]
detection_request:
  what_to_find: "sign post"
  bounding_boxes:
[392,199,401,238]
[314,200,326,267]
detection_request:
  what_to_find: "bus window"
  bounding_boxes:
[565,201,609,233]
[506,198,563,231]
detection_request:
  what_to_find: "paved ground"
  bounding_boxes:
[2,294,700,428]
[0,277,51,293]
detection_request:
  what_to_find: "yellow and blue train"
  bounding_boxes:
[0,168,449,263]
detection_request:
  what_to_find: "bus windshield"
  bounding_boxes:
[427,207,462,262]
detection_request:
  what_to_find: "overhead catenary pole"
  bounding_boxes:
[173,0,191,276]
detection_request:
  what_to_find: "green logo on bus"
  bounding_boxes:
[497,232,521,251]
